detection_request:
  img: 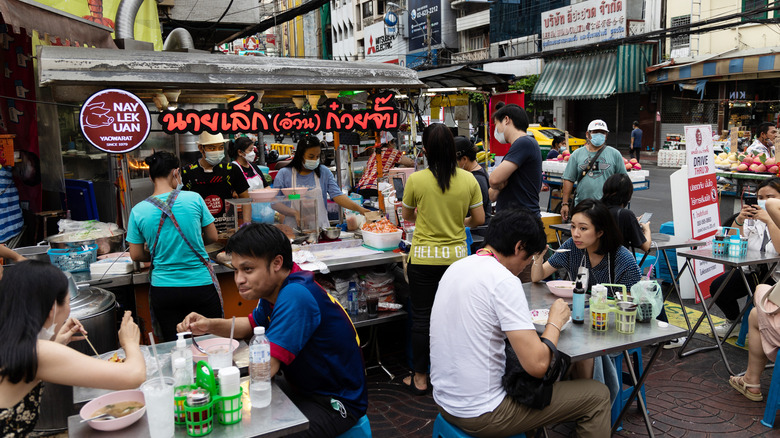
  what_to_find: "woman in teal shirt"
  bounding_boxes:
[127,151,221,341]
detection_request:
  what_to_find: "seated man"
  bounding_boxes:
[178,223,367,437]
[430,208,611,437]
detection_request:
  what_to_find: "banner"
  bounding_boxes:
[685,125,723,301]
[540,0,626,51]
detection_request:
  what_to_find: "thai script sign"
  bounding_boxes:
[160,92,399,135]
[540,0,626,51]
[79,89,151,154]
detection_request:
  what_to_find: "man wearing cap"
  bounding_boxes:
[560,120,627,221]
[354,131,414,199]
[182,133,250,233]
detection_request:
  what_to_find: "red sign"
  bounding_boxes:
[488,91,525,156]
[79,89,151,154]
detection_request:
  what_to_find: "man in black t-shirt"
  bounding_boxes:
[182,132,250,233]
[488,104,542,216]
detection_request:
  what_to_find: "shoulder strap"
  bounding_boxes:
[575,146,607,185]
[145,190,180,259]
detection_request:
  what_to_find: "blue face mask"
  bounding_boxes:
[758,199,767,210]
[304,159,319,170]
[590,133,606,147]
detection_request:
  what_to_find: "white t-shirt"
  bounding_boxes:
[743,219,780,281]
[430,254,535,418]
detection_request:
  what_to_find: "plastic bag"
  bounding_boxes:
[630,280,663,322]
[331,271,358,308]
[57,219,121,240]
[363,268,395,303]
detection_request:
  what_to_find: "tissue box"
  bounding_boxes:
[89,257,134,275]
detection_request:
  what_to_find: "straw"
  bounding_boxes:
[148,332,165,386]
[228,316,236,352]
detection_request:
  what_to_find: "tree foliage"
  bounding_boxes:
[509,74,539,112]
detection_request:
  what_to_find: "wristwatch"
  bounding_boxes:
[561,202,569,206]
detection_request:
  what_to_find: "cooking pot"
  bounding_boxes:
[6,243,50,263]
[45,229,126,256]
[34,285,117,433]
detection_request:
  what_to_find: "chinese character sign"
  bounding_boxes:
[541,0,626,51]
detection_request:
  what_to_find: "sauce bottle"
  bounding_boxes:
[572,273,586,324]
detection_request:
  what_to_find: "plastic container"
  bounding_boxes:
[713,227,748,258]
[615,302,638,334]
[48,243,98,272]
[361,229,403,251]
[217,366,242,425]
[171,333,194,386]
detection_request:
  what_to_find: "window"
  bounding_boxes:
[743,0,768,21]
[670,15,690,50]
[362,1,373,19]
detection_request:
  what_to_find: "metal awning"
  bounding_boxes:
[38,46,426,102]
[646,47,780,85]
[533,51,616,100]
[0,0,115,48]
[416,66,514,89]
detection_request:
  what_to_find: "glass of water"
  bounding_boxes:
[140,377,175,438]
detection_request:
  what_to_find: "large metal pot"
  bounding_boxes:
[46,229,126,255]
[7,244,50,263]
[34,285,117,433]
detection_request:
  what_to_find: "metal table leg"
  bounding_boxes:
[662,249,692,333]
[611,346,664,437]
[361,325,395,380]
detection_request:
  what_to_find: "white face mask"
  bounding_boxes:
[205,151,225,165]
[758,199,767,210]
[590,133,606,147]
[38,305,56,341]
[244,151,256,163]
[494,126,507,144]
[304,159,319,170]
[175,173,183,191]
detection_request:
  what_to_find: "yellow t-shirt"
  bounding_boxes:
[402,168,483,266]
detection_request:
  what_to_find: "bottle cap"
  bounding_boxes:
[288,194,301,200]
[254,326,265,335]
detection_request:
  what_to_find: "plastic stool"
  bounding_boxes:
[762,364,780,427]
[611,348,647,431]
[337,415,371,438]
[736,302,753,348]
[634,252,656,278]
[432,414,526,438]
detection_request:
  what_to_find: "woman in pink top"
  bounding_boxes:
[355,133,414,199]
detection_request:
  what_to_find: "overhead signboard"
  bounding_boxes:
[406,49,438,70]
[540,0,626,51]
[408,0,441,52]
[364,22,407,62]
[79,89,151,154]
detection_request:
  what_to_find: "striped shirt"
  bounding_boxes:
[548,238,641,293]
[0,167,22,243]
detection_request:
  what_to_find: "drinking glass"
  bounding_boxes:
[207,344,233,370]
[140,377,175,438]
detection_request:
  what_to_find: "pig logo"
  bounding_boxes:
[82,102,114,128]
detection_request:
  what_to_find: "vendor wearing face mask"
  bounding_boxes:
[560,120,627,221]
[182,133,250,233]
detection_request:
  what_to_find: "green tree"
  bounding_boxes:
[509,74,539,112]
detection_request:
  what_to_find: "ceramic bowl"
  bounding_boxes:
[281,187,309,195]
[190,337,240,362]
[249,188,280,202]
[530,309,572,334]
[79,390,146,431]
[546,280,576,298]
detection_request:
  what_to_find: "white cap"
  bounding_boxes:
[587,119,609,132]
[254,326,265,335]
[199,132,226,145]
[176,332,189,348]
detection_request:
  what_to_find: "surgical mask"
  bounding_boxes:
[304,159,319,170]
[590,133,606,147]
[38,305,56,341]
[494,126,507,144]
[205,151,225,166]
[176,178,183,191]
[244,151,256,163]
[758,199,767,210]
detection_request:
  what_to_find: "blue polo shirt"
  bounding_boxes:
[249,268,367,418]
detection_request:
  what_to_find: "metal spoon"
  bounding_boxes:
[187,329,208,354]
[80,413,116,423]
[547,248,571,253]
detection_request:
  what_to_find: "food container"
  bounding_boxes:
[6,243,50,263]
[79,390,147,432]
[48,244,98,272]
[361,229,403,251]
[46,229,126,256]
[321,227,341,240]
[545,280,575,298]
[248,188,280,202]
[530,309,572,333]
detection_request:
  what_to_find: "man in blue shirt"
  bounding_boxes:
[630,121,643,162]
[178,223,367,437]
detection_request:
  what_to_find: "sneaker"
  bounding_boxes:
[663,337,687,349]
[713,322,740,339]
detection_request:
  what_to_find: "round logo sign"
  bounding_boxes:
[384,11,398,27]
[79,89,151,154]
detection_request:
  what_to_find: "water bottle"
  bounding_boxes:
[572,273,586,324]
[358,279,368,315]
[249,326,271,408]
[348,281,359,316]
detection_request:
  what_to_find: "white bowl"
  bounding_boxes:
[546,280,576,298]
[530,309,572,334]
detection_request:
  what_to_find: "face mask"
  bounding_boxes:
[494,126,507,144]
[590,133,606,147]
[38,305,56,341]
[758,199,767,209]
[304,159,319,170]
[244,151,256,163]
[205,151,225,166]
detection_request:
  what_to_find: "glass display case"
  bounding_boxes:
[227,192,320,243]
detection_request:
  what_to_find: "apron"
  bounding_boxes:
[145,190,224,321]
[291,168,331,230]
[233,161,265,190]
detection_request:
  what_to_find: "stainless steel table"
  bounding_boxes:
[353,310,407,379]
[67,380,308,438]
[675,248,780,375]
[525,282,686,437]
[549,223,571,246]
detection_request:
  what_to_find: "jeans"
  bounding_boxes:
[407,263,450,374]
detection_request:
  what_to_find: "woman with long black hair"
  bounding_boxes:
[0,261,145,436]
[401,123,485,395]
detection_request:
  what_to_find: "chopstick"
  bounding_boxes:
[83,334,100,357]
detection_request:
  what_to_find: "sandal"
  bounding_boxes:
[729,375,763,402]
[400,374,428,396]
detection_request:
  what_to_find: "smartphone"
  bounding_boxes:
[639,212,653,224]
[745,194,758,206]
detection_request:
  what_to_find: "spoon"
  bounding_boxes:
[547,248,571,253]
[188,328,208,354]
[80,413,116,423]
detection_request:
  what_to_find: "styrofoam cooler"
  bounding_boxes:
[628,170,649,182]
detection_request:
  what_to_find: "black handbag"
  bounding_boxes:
[503,337,570,410]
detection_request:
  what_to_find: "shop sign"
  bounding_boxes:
[430,94,469,108]
[159,91,399,135]
[79,89,151,154]
[406,49,437,70]
[364,22,407,62]
[540,0,626,51]
[408,0,441,51]
[685,125,723,300]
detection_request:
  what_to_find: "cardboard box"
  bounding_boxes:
[541,212,562,244]
[0,135,14,167]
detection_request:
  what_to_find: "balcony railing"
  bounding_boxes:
[451,47,489,63]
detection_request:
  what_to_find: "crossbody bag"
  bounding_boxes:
[503,337,570,409]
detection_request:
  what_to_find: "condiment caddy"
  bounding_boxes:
[173,361,243,437]
[712,227,748,258]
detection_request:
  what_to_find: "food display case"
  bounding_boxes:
[227,192,320,244]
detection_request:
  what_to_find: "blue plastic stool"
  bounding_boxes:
[736,302,753,348]
[465,227,473,256]
[611,348,647,431]
[433,414,526,438]
[337,415,371,438]
[634,252,656,278]
[762,364,780,427]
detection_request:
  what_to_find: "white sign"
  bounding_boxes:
[364,22,407,62]
[685,125,715,179]
[540,0,627,51]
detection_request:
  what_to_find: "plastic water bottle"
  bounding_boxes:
[348,282,359,316]
[249,326,271,408]
[358,279,368,315]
